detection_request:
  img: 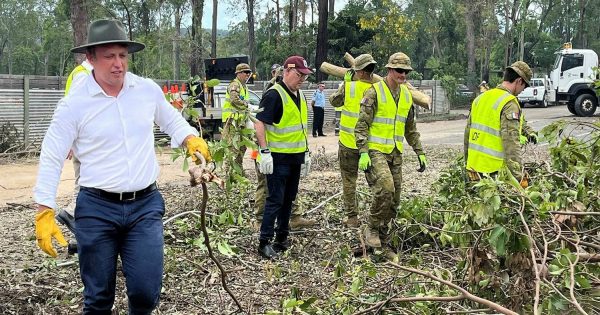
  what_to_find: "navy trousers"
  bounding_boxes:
[259,163,301,241]
[75,188,165,315]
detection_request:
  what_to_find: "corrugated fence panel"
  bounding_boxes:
[0,89,25,135]
[28,90,65,144]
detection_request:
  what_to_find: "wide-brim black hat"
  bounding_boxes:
[71,19,145,54]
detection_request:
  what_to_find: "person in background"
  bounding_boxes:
[329,54,377,228]
[311,82,327,137]
[254,55,313,259]
[464,61,535,185]
[33,19,211,314]
[355,52,427,261]
[252,63,315,231]
[222,63,253,177]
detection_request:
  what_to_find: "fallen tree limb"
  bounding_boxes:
[386,263,519,315]
[190,153,243,312]
[353,295,465,315]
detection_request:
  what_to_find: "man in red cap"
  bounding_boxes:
[254,55,313,258]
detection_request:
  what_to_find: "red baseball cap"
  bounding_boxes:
[283,56,313,75]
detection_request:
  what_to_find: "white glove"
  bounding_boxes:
[300,151,311,177]
[258,149,273,175]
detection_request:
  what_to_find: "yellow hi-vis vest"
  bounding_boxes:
[368,81,413,154]
[64,64,91,95]
[265,84,308,154]
[340,81,371,149]
[222,78,249,122]
[466,88,518,173]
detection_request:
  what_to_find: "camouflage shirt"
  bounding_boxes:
[463,85,524,176]
[329,82,346,108]
[355,78,424,155]
[227,79,248,111]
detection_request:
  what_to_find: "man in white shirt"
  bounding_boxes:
[33,19,211,314]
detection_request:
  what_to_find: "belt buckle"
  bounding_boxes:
[120,191,136,201]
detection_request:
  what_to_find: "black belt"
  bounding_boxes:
[82,183,157,201]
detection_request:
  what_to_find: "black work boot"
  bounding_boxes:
[258,240,278,259]
[272,235,291,253]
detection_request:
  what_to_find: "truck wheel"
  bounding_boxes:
[540,93,548,108]
[574,94,598,117]
[567,102,576,115]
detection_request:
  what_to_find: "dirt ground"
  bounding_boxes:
[0,116,564,314]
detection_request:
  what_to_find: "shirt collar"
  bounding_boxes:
[86,72,136,96]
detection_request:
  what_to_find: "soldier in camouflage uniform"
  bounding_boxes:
[464,61,534,184]
[355,52,427,256]
[251,63,315,230]
[222,63,253,176]
[330,54,377,228]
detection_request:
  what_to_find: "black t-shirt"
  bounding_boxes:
[257,82,306,165]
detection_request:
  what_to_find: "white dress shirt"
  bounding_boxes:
[34,72,198,208]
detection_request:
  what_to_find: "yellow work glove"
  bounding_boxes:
[35,209,68,257]
[344,70,355,82]
[358,152,371,171]
[186,136,212,163]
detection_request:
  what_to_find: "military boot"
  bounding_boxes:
[343,215,360,228]
[289,215,316,230]
[363,225,382,248]
[272,235,291,253]
[258,240,278,259]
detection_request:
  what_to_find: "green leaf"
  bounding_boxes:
[575,275,592,289]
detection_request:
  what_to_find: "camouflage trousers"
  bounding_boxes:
[365,148,403,230]
[254,160,301,219]
[222,122,246,177]
[338,143,360,217]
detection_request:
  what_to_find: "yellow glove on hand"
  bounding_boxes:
[186,136,212,163]
[35,209,68,257]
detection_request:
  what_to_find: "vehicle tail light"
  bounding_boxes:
[534,89,537,96]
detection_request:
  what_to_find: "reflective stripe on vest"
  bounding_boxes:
[265,84,308,153]
[367,81,413,154]
[222,79,249,122]
[64,65,91,95]
[466,88,518,173]
[340,81,371,149]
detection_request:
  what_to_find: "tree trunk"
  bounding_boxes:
[173,6,182,80]
[140,1,150,36]
[315,0,328,82]
[70,0,88,64]
[246,0,256,70]
[328,0,334,18]
[288,0,295,32]
[211,0,218,58]
[576,0,587,47]
[191,0,205,77]
[464,2,476,89]
[273,0,281,38]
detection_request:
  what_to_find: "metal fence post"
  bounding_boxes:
[23,76,30,145]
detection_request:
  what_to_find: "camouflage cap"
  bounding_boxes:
[235,63,251,73]
[385,52,413,70]
[507,61,532,86]
[353,54,377,71]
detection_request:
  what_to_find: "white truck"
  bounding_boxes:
[544,43,600,116]
[518,78,547,107]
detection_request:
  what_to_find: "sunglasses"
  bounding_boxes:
[392,68,411,75]
[242,70,252,74]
